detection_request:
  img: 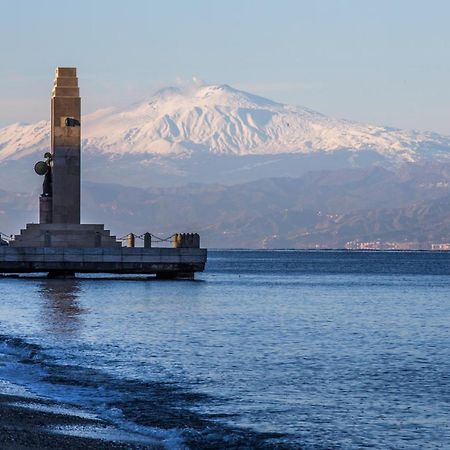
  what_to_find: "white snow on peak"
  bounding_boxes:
[0,82,449,162]
[0,121,49,161]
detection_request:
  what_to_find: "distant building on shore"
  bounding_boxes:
[345,240,424,250]
[431,243,450,250]
[346,241,450,250]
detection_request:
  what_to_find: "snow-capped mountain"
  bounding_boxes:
[81,84,450,162]
[1,82,450,189]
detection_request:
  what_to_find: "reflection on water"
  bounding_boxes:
[39,279,85,335]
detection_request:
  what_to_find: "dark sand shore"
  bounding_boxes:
[0,393,163,450]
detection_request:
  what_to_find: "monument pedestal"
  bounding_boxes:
[39,197,53,224]
[11,224,121,248]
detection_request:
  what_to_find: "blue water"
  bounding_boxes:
[0,251,449,449]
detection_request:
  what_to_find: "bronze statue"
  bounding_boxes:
[34,153,53,197]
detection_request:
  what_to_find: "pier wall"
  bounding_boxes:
[0,247,207,277]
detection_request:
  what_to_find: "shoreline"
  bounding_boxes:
[0,392,162,450]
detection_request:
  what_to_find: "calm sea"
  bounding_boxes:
[0,251,449,449]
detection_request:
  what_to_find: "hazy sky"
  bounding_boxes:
[1,0,449,134]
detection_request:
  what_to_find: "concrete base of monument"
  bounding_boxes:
[10,223,121,248]
[0,247,207,279]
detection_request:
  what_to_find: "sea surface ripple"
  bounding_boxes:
[0,250,449,449]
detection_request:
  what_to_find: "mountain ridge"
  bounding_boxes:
[1,82,450,166]
[1,165,450,248]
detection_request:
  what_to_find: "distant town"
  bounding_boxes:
[345,241,450,251]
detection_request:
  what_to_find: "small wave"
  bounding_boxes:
[0,333,186,449]
[0,334,42,361]
[0,333,291,449]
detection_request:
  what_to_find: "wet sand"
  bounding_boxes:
[0,393,162,450]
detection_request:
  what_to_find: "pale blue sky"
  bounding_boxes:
[1,0,449,134]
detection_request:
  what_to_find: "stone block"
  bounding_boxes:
[39,197,52,224]
[83,254,103,263]
[53,87,80,97]
[56,67,77,77]
[123,254,143,263]
[24,254,44,263]
[63,248,84,262]
[159,255,182,263]
[83,248,104,255]
[102,254,122,263]
[55,77,78,87]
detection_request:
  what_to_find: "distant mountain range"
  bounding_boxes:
[1,165,450,248]
[1,82,450,248]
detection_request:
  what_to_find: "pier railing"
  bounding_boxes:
[1,230,201,249]
[116,232,201,249]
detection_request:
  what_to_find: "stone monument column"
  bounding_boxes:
[51,67,81,224]
[12,67,122,249]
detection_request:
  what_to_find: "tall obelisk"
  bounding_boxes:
[51,67,81,224]
[13,68,122,249]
